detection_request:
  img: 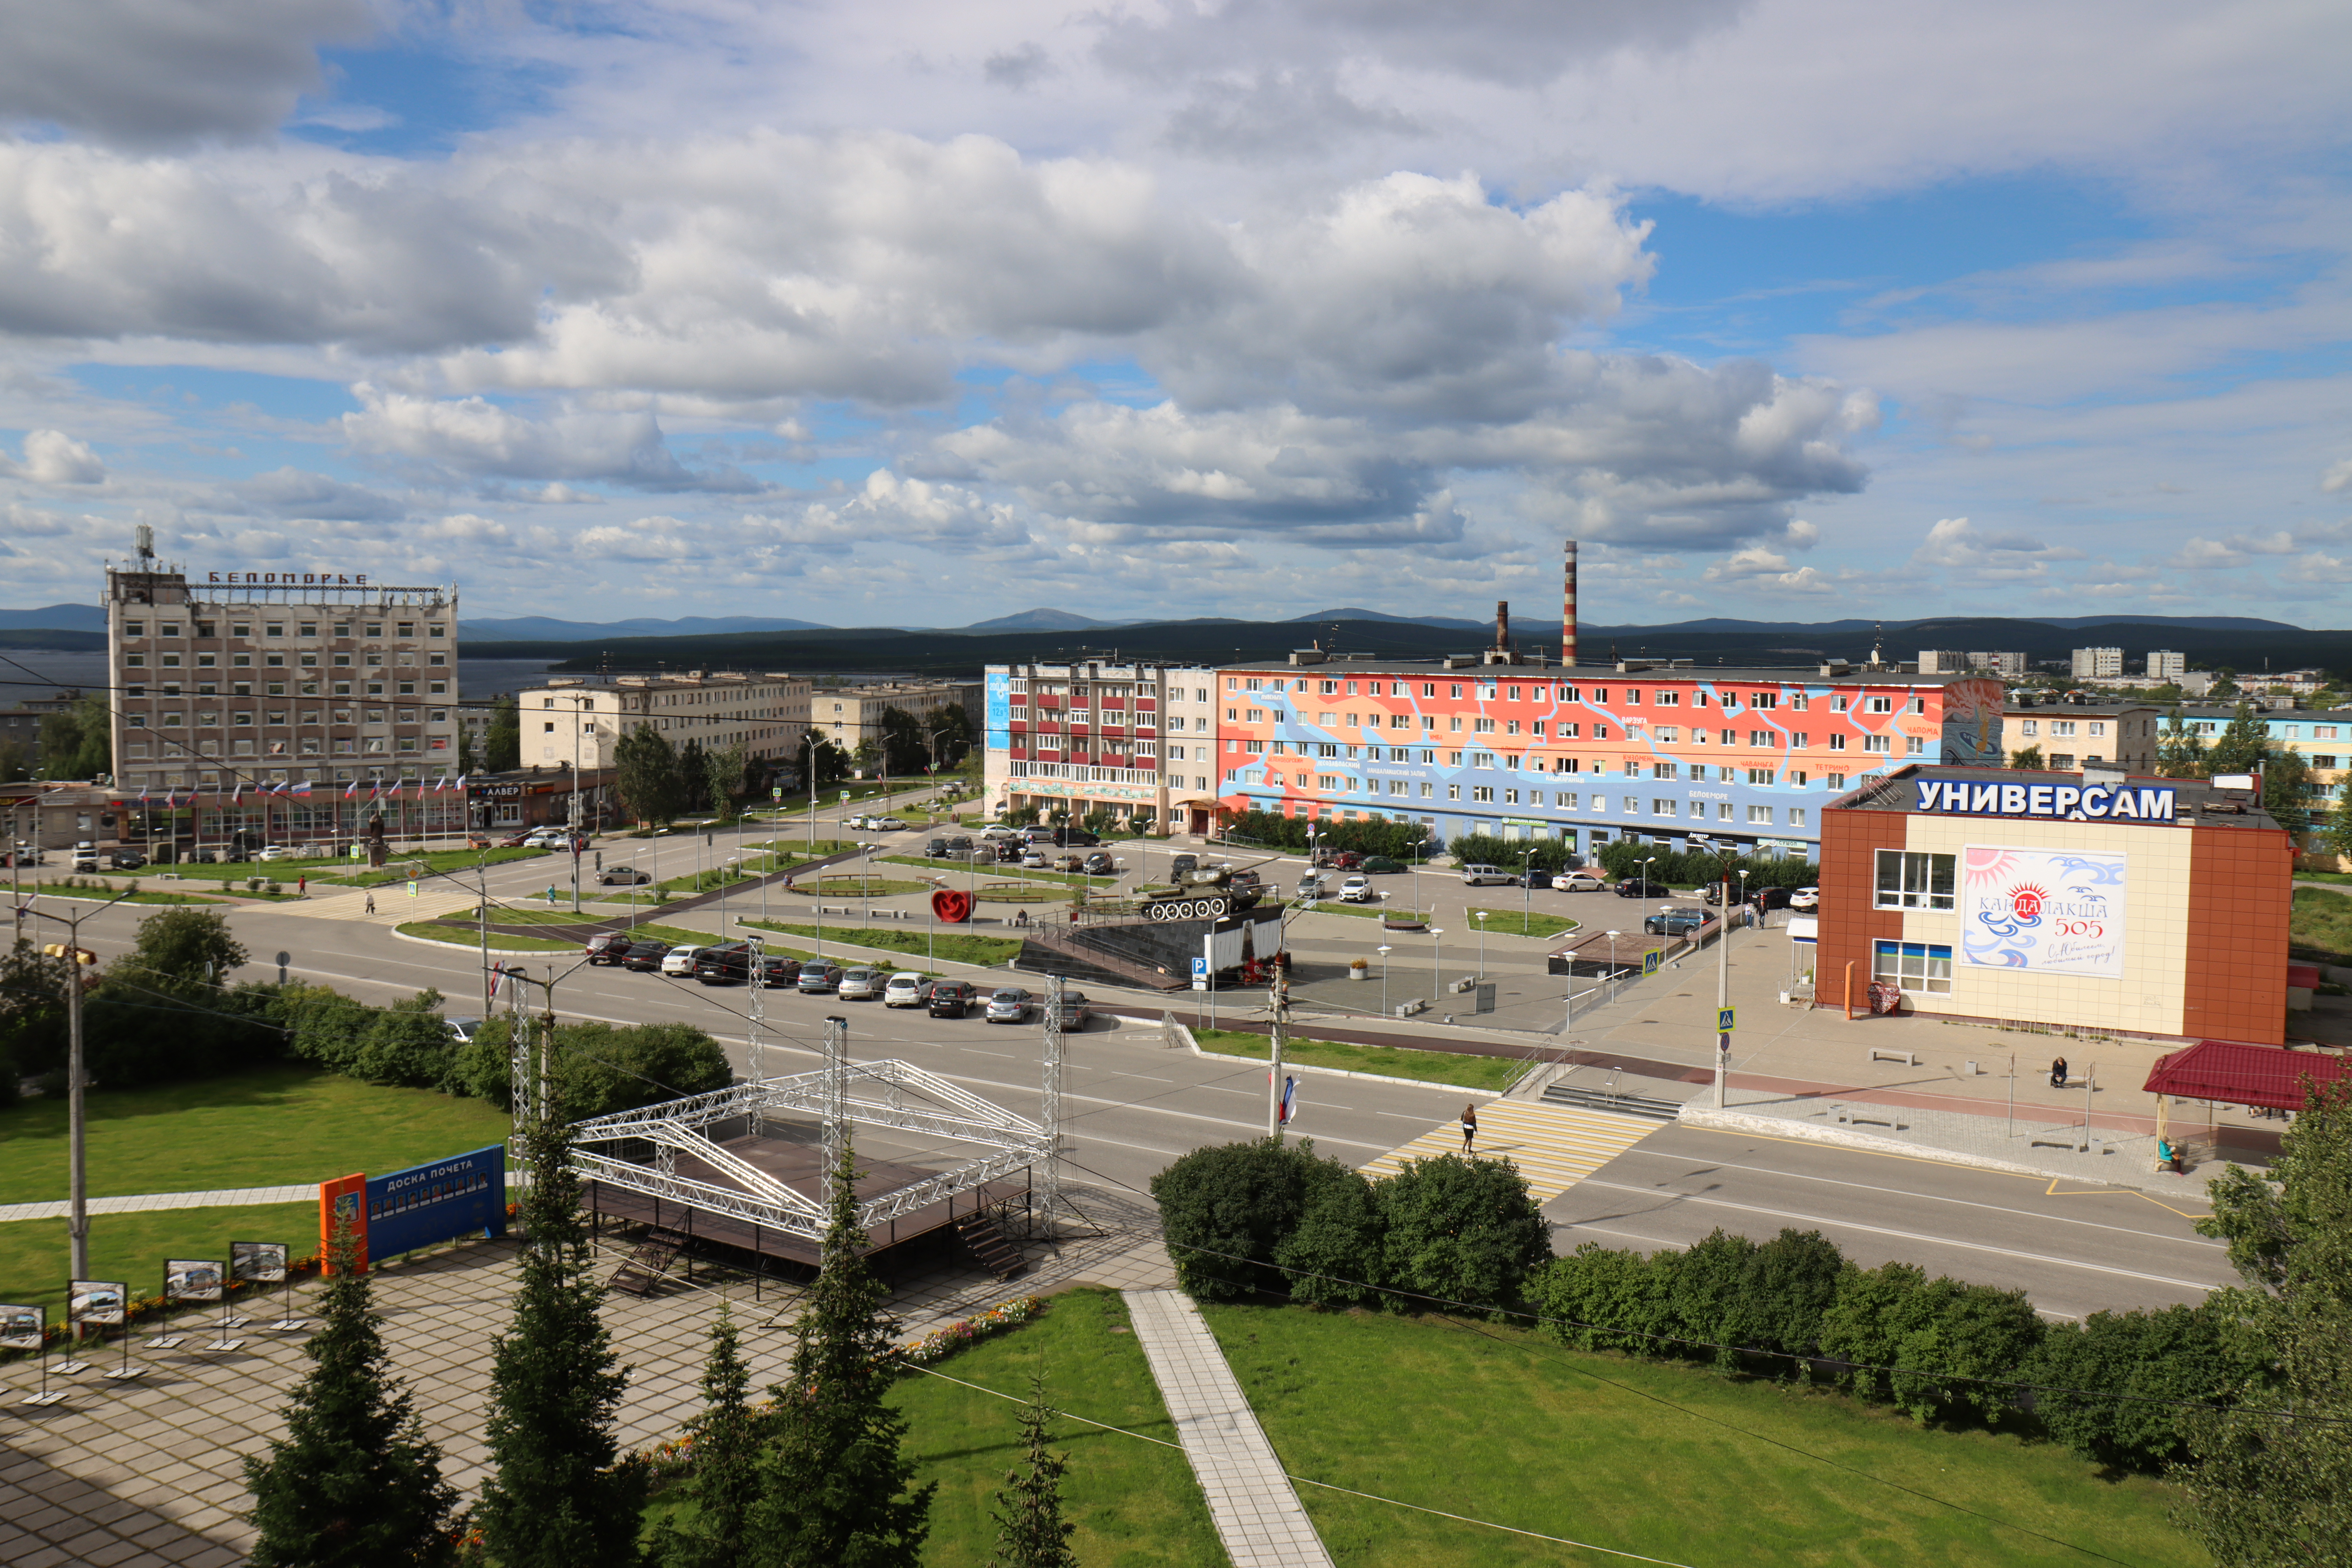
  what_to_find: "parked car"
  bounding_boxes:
[70,841,99,871]
[1054,854,1085,873]
[837,966,886,1001]
[1051,827,1100,847]
[1458,863,1511,886]
[1325,850,1365,872]
[797,963,846,994]
[1644,906,1708,936]
[597,865,650,886]
[980,824,1020,841]
[107,848,146,870]
[256,844,300,861]
[1045,990,1094,1031]
[1022,826,1057,844]
[1019,850,1048,868]
[442,1015,485,1044]
[1297,872,1328,901]
[925,838,951,857]
[1339,874,1374,903]
[996,841,1026,862]
[659,945,703,976]
[1081,851,1116,876]
[693,944,753,984]
[621,939,672,971]
[985,986,1035,1023]
[1168,853,1198,879]
[1359,856,1405,874]
[494,832,532,849]
[1552,871,1607,892]
[1615,877,1671,899]
[882,972,929,1008]
[1516,867,1550,888]
[945,835,973,856]
[875,816,910,832]
[1750,885,1795,912]
[1227,869,1263,893]
[756,955,803,987]
[583,932,634,964]
[1790,886,1820,912]
[928,980,978,1018]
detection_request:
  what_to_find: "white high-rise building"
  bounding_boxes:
[2071,646,2124,679]
[2146,650,2186,680]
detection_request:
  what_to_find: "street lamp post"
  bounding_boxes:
[1431,926,1445,998]
[1474,909,1488,977]
[1378,943,1392,1016]
[1519,847,1537,927]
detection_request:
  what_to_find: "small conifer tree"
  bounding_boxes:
[990,1374,1077,1568]
[651,1302,763,1568]
[476,1097,644,1566]
[243,1223,457,1566]
[748,1137,934,1567]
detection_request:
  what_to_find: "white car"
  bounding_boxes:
[876,816,910,832]
[660,945,703,976]
[1552,871,1608,892]
[1457,863,1512,886]
[838,966,886,1001]
[1339,875,1374,903]
[882,972,927,1007]
[1790,886,1820,912]
[256,844,299,861]
[980,824,1020,841]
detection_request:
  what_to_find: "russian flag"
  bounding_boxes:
[290,782,312,798]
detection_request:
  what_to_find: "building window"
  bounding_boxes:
[1651,799,1676,816]
[1446,784,1461,801]
[123,620,145,636]
[1747,768,1774,785]
[1827,773,1846,789]
[1864,734,1891,753]
[1874,939,1953,995]
[1875,850,1956,911]
[1788,808,1806,827]
[1749,805,1771,823]
[1867,696,1892,713]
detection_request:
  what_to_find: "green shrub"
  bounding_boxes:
[1273,1157,1386,1308]
[1526,1244,1685,1355]
[2023,1302,2247,1472]
[1376,1153,1551,1316]
[1151,1139,1322,1299]
[1818,1261,2042,1426]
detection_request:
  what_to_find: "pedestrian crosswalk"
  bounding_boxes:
[295,887,482,924]
[1361,1099,1663,1204]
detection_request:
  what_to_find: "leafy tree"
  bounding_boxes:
[1150,1139,1318,1299]
[243,1223,457,1565]
[484,694,521,774]
[1271,1153,1385,1308]
[2179,1082,2352,1564]
[2159,708,2210,779]
[2209,702,2273,776]
[1376,1154,1552,1315]
[749,1139,934,1566]
[451,1017,730,1117]
[1817,1261,2042,1425]
[0,738,28,783]
[36,692,112,780]
[616,724,684,825]
[2262,745,2314,836]
[2022,1302,2245,1473]
[989,1375,1076,1568]
[2008,745,2045,770]
[2322,779,2352,862]
[0,937,73,1093]
[677,737,710,815]
[476,1099,643,1566]
[705,740,749,824]
[1526,1244,1685,1355]
[852,736,883,776]
[456,722,479,776]
[651,1303,762,1568]
[126,905,247,985]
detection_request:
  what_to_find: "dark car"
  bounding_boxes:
[927,980,978,1018]
[925,837,951,857]
[1359,855,1404,874]
[995,841,1025,862]
[108,848,148,870]
[583,932,634,964]
[1050,827,1100,847]
[1643,906,1708,936]
[620,939,671,972]
[945,835,973,856]
[1168,853,1198,879]
[1080,851,1115,876]
[1044,990,1094,1031]
[796,963,846,994]
[1615,877,1670,899]
[693,944,753,984]
[1516,867,1550,888]
[756,955,803,987]
[1325,850,1365,872]
[597,865,650,885]
[1227,869,1263,893]
[1750,885,1795,911]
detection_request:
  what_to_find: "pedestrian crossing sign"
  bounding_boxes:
[1718,1006,1736,1032]
[1642,951,1661,975]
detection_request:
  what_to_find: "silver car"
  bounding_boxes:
[985,987,1035,1024]
[837,966,885,1001]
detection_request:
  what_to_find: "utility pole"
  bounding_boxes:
[1715,858,1732,1109]
[822,1013,848,1178]
[746,933,766,1136]
[27,887,134,1291]
[1268,965,1289,1142]
[1040,974,1065,1235]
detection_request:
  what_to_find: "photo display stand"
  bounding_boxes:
[169,1258,242,1352]
[232,1242,304,1332]
[3,1304,62,1406]
[60,1279,126,1375]
[145,1263,188,1351]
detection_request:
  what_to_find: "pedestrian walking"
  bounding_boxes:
[1461,1103,1478,1154]
[297,874,306,896]
[363,890,376,915]
[2050,1055,2068,1088]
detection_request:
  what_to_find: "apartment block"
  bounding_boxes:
[2071,646,2125,679]
[520,671,812,772]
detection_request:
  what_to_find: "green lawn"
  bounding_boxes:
[0,1067,510,1204]
[400,922,581,952]
[1203,1301,2205,1568]
[974,882,1073,904]
[1467,906,1580,939]
[1303,899,1400,921]
[1192,1028,1524,1092]
[99,846,549,883]
[736,919,1022,969]
[0,1201,324,1317]
[22,882,218,904]
[807,875,931,898]
[880,854,1118,890]
[884,1289,1226,1568]
[2290,885,2352,963]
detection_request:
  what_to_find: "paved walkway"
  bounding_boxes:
[1123,1289,1335,1568]
[0,1175,526,1225]
[1362,1100,1665,1203]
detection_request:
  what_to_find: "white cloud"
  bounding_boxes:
[338,386,758,492]
[1,429,106,484]
[2325,458,2352,493]
[1911,516,2084,579]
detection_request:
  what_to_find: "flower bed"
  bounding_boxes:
[896,1293,1048,1366]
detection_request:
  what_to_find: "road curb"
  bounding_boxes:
[1675,1106,2220,1199]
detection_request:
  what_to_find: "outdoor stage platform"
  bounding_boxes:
[584,1134,1032,1270]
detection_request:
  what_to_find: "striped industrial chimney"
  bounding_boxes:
[1562,539,1579,667]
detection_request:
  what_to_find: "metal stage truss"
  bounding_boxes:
[567,1055,1054,1248]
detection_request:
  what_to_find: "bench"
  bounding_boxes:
[1868,1048,1920,1067]
[1832,1104,1905,1130]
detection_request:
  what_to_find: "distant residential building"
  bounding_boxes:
[521,671,810,772]
[2071,647,2124,680]
[0,689,77,772]
[2172,703,2346,812]
[2180,671,2219,696]
[1966,650,2028,677]
[2146,650,2186,680]
[814,680,981,770]
[1917,650,1969,673]
[2002,695,2160,772]
[985,659,1218,833]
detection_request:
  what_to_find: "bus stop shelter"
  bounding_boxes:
[2142,1039,2352,1140]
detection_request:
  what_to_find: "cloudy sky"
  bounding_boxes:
[1,0,2347,628]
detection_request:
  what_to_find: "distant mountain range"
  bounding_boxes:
[457,613,832,640]
[0,604,107,634]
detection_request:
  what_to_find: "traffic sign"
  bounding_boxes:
[1641,950,1661,976]
[1192,957,1209,977]
[771,786,783,800]
[1717,1006,1736,1032]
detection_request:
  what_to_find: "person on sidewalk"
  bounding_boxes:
[297,874,307,897]
[1461,1104,1478,1154]
[364,891,376,915]
[2050,1055,2068,1088]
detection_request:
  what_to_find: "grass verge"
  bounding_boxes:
[1191,1027,1523,1091]
[807,875,931,898]
[1203,1301,2203,1567]
[0,1201,325,1318]
[1467,906,1580,939]
[883,1288,1226,1567]
[399,922,580,952]
[23,882,217,904]
[0,1065,510,1203]
[2290,885,2352,964]
[736,918,1022,968]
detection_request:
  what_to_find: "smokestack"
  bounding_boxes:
[1494,599,1510,652]
[1562,539,1579,667]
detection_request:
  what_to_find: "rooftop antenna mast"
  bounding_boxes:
[134,523,155,565]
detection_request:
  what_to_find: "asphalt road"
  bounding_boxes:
[1548,1120,2232,1320]
[24,803,2236,1320]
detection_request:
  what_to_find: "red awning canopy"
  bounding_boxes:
[2143,1040,2352,1112]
